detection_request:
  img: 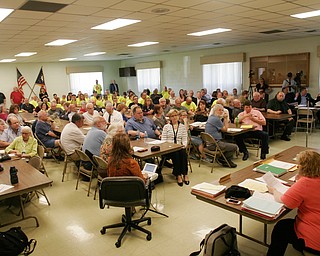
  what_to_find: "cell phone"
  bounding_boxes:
[137,148,148,152]
[226,198,241,205]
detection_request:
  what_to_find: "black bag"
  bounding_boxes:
[0,227,37,256]
[190,224,240,256]
[225,185,251,199]
[0,154,11,162]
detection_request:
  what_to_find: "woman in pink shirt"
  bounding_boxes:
[267,150,320,255]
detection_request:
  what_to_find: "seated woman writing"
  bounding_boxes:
[107,133,147,182]
[161,109,189,186]
[267,150,320,256]
[5,126,38,159]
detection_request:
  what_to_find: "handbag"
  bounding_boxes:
[225,185,251,199]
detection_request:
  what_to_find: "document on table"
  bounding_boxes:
[261,172,289,194]
[190,122,206,127]
[238,179,268,193]
[146,140,166,145]
[227,128,243,132]
[0,184,14,193]
[133,146,146,152]
[192,182,226,196]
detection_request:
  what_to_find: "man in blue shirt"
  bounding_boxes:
[125,106,160,139]
[205,104,238,168]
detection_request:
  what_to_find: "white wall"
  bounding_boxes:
[0,60,120,100]
[120,35,320,97]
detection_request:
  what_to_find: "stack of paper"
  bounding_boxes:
[190,122,206,128]
[191,182,226,197]
[254,160,297,177]
[227,128,243,132]
[238,179,268,193]
[242,192,285,219]
[240,124,254,129]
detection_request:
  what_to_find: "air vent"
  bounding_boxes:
[260,29,284,34]
[306,29,317,33]
[212,43,221,45]
[162,50,171,52]
[117,53,130,56]
[151,8,170,14]
[19,0,67,12]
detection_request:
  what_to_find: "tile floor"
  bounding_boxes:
[1,130,318,256]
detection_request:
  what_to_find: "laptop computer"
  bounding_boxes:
[142,163,158,181]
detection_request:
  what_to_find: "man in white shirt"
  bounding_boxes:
[83,103,100,126]
[103,102,123,127]
[60,113,85,161]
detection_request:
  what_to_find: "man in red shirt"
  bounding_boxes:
[10,87,24,106]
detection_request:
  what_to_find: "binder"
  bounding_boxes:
[254,164,287,177]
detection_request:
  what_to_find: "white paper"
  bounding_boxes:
[82,127,91,130]
[227,128,243,132]
[132,146,146,152]
[0,184,14,193]
[267,160,296,170]
[289,175,297,182]
[238,179,268,192]
[190,122,206,127]
[146,140,166,145]
[262,172,289,194]
[192,182,226,195]
[0,150,5,154]
[256,176,287,184]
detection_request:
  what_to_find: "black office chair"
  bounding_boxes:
[99,176,152,248]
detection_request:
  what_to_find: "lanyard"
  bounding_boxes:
[171,122,179,144]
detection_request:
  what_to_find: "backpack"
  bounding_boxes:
[190,224,240,256]
[0,227,37,256]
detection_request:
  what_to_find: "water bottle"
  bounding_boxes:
[10,166,19,185]
[235,117,239,128]
[144,131,148,144]
[136,130,140,140]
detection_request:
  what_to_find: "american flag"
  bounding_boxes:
[17,68,27,97]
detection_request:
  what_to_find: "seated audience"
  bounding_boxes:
[142,98,154,116]
[138,91,148,105]
[150,88,162,104]
[0,119,7,135]
[161,109,189,186]
[60,113,85,161]
[83,103,100,126]
[205,104,237,168]
[0,115,21,148]
[181,97,197,115]
[8,104,26,126]
[100,123,125,161]
[128,95,142,109]
[159,97,170,115]
[282,86,295,105]
[107,133,146,181]
[68,104,78,121]
[153,105,167,133]
[172,98,188,112]
[267,92,294,141]
[103,102,123,127]
[234,100,269,160]
[5,126,37,158]
[294,88,315,106]
[126,106,160,139]
[0,104,8,121]
[251,91,267,112]
[169,90,176,105]
[82,116,107,157]
[35,110,60,148]
[47,101,63,117]
[231,99,242,121]
[267,150,320,256]
[39,87,49,101]
[193,100,209,122]
[116,103,130,124]
[238,90,249,105]
[21,98,35,113]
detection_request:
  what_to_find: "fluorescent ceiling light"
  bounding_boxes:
[291,10,320,19]
[187,28,231,36]
[84,52,106,56]
[91,18,141,30]
[128,42,159,47]
[59,58,77,61]
[15,52,37,57]
[45,39,77,46]
[0,59,16,62]
[0,8,13,22]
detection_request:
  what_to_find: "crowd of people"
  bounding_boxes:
[1,79,320,255]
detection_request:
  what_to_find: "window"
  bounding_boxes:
[137,68,160,93]
[69,72,103,95]
[202,62,242,93]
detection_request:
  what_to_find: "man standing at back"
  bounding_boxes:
[109,80,119,94]
[60,113,85,161]
[93,80,102,95]
[10,87,24,106]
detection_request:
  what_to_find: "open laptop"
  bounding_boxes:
[142,163,158,181]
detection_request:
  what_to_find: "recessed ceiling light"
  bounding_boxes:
[291,10,320,19]
[59,58,77,61]
[84,52,106,56]
[15,52,37,57]
[128,42,159,47]
[187,28,231,36]
[0,8,13,22]
[91,18,141,30]
[45,39,77,46]
[0,59,16,62]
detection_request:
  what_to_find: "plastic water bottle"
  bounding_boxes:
[136,130,140,140]
[144,131,148,144]
[235,117,239,128]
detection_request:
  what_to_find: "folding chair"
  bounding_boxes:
[296,108,316,133]
[92,155,108,200]
[199,132,231,173]
[34,132,59,164]
[58,141,78,182]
